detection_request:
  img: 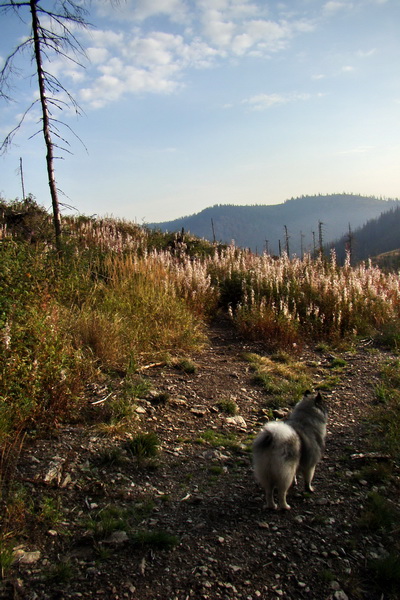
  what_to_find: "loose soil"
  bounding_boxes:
[2,318,399,600]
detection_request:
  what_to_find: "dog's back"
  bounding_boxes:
[286,391,328,474]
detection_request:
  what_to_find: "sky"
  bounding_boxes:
[1,0,400,224]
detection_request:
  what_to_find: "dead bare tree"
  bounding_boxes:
[0,0,90,252]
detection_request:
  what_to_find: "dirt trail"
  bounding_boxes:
[3,319,399,600]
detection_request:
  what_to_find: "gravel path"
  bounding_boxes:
[3,319,399,600]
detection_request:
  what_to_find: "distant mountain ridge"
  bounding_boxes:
[148,194,400,255]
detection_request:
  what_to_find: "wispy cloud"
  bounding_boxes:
[323,1,351,14]
[356,48,376,58]
[242,92,312,111]
[338,145,375,155]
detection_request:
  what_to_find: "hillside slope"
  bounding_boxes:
[148,194,399,255]
[330,205,400,265]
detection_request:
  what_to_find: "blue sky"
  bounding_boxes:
[1,0,400,223]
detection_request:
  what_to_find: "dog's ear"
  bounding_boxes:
[304,390,312,397]
[315,391,325,407]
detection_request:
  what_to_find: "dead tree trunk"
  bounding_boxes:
[30,0,62,252]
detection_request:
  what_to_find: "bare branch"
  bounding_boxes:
[0,100,38,154]
[0,39,32,100]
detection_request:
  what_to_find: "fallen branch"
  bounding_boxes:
[137,362,166,372]
[90,391,113,405]
[350,452,391,461]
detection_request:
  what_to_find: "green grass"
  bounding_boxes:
[217,399,239,415]
[358,492,399,532]
[196,429,242,452]
[171,358,198,374]
[244,352,312,407]
[329,357,347,370]
[317,374,342,391]
[95,447,126,467]
[126,432,160,459]
[369,553,400,598]
[86,506,130,540]
[44,561,74,583]
[131,530,179,551]
[0,537,15,579]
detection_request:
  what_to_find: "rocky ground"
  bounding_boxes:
[2,318,399,600]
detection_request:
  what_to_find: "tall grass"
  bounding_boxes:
[210,247,400,347]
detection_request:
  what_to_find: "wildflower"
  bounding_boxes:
[2,321,11,350]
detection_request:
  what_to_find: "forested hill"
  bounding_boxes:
[330,205,400,266]
[148,194,399,255]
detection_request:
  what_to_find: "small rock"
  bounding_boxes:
[191,407,208,416]
[334,592,349,600]
[226,415,247,428]
[316,497,329,505]
[61,473,72,488]
[294,515,304,524]
[170,397,188,407]
[125,582,136,594]
[44,458,64,485]
[104,531,129,544]
[14,550,41,565]
[135,406,147,414]
[272,409,288,419]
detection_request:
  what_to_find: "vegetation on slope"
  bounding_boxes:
[1,196,400,444]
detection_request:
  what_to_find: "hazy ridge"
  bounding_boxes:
[148,194,400,256]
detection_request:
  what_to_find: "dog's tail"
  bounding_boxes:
[253,428,274,451]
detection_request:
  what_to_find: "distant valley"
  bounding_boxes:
[148,194,400,257]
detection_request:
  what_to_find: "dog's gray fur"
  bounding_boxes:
[253,391,328,510]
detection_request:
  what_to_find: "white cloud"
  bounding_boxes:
[87,47,110,64]
[242,91,312,110]
[323,1,349,13]
[201,10,236,47]
[76,1,316,107]
[244,93,289,109]
[88,29,124,48]
[95,0,189,24]
[133,0,188,21]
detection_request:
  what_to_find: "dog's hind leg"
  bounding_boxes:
[264,485,278,510]
[303,465,316,492]
[277,486,291,510]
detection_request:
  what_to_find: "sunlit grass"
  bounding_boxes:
[244,352,313,407]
